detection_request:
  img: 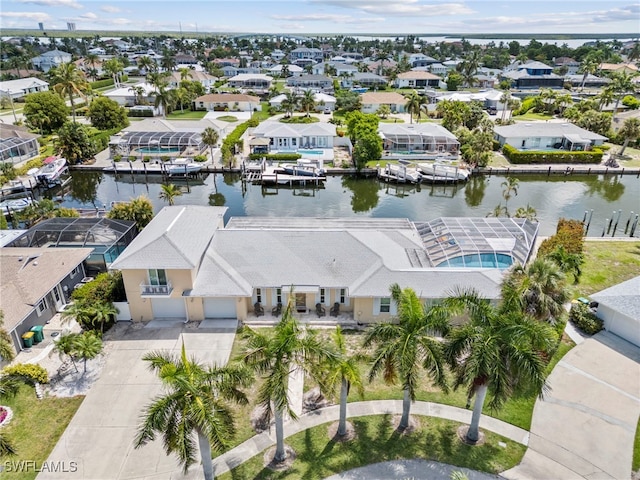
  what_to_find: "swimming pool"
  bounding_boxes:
[299,150,324,155]
[437,253,514,269]
[137,147,182,154]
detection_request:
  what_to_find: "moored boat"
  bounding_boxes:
[35,158,68,187]
[278,159,325,177]
[379,162,423,184]
[166,158,203,176]
[417,162,470,182]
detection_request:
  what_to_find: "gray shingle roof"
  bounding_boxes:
[494,123,608,141]
[109,206,227,270]
[591,276,640,321]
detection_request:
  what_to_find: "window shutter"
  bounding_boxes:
[373,298,380,315]
[390,299,398,315]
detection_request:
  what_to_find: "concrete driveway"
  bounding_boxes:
[38,321,237,480]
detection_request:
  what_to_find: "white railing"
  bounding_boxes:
[140,282,173,296]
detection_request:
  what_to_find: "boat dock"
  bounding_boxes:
[242,161,325,186]
[103,161,203,177]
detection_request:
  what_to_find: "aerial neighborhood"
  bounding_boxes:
[0,27,638,480]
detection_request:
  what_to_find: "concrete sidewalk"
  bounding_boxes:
[212,400,529,476]
[324,459,498,480]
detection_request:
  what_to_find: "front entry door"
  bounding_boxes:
[52,285,65,311]
[295,293,306,313]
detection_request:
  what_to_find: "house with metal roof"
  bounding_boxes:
[494,122,607,151]
[500,61,564,89]
[31,49,72,72]
[109,207,537,325]
[251,121,337,151]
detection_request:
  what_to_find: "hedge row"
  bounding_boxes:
[223,118,258,150]
[90,75,129,89]
[90,127,122,151]
[248,153,302,161]
[502,144,603,164]
[127,109,154,117]
[538,218,585,257]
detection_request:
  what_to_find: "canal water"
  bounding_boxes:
[58,171,640,238]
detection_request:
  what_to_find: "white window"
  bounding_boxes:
[148,269,167,286]
[256,288,262,303]
[36,298,47,316]
[319,288,325,304]
[70,266,80,278]
[276,288,282,304]
[380,297,391,313]
[340,289,346,304]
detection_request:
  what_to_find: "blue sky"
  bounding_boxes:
[1,0,639,34]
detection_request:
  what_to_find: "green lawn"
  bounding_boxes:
[604,142,640,167]
[512,113,554,121]
[487,152,512,168]
[570,240,640,298]
[252,103,272,122]
[0,385,84,480]
[218,415,526,480]
[634,417,640,471]
[166,110,207,119]
[279,116,319,124]
[379,117,405,123]
[217,115,239,122]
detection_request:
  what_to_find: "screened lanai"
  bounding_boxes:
[109,131,205,158]
[413,217,538,269]
[379,124,460,154]
[5,217,137,273]
[0,136,39,163]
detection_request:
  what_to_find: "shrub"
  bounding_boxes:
[193,154,207,162]
[71,271,126,304]
[143,156,151,163]
[90,127,122,152]
[2,363,49,384]
[247,153,302,161]
[128,109,154,117]
[569,303,603,335]
[538,218,585,257]
[501,144,603,164]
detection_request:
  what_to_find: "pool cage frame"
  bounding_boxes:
[0,136,40,164]
[109,131,206,160]
[379,125,460,155]
[414,217,539,269]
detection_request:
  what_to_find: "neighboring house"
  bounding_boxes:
[408,53,438,68]
[379,123,460,156]
[31,49,72,72]
[501,61,564,89]
[351,72,387,89]
[222,66,239,77]
[213,58,240,68]
[104,82,157,107]
[564,74,611,88]
[0,247,92,353]
[0,77,49,99]
[87,47,105,55]
[599,63,639,75]
[0,124,40,164]
[554,57,581,75]
[174,53,198,66]
[360,92,407,114]
[428,63,448,76]
[289,47,323,66]
[286,74,333,91]
[473,74,496,89]
[367,58,398,74]
[110,207,537,325]
[251,121,337,151]
[612,109,640,134]
[167,71,217,90]
[269,92,336,112]
[494,123,607,151]
[270,49,286,62]
[394,71,441,88]
[311,62,358,77]
[435,89,503,109]
[227,74,273,91]
[194,93,261,112]
[591,276,640,348]
[267,64,304,77]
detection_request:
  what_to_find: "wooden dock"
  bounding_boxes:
[242,164,325,186]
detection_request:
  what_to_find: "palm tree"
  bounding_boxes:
[53,332,80,373]
[61,302,94,328]
[501,177,519,213]
[201,127,219,163]
[0,310,15,363]
[159,183,183,206]
[241,295,333,463]
[546,245,584,284]
[72,331,103,373]
[129,85,146,106]
[84,53,99,81]
[281,91,298,118]
[50,62,89,122]
[299,89,316,117]
[178,67,191,82]
[442,288,555,443]
[89,302,118,333]
[617,117,640,157]
[137,56,156,76]
[499,89,511,122]
[154,84,174,118]
[321,326,364,437]
[514,204,538,221]
[596,88,615,111]
[135,342,251,480]
[501,258,570,324]
[404,92,425,124]
[103,58,124,88]
[606,72,636,121]
[363,284,449,430]
[0,376,20,456]
[578,52,602,91]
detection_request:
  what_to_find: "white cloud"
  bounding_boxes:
[15,0,82,9]
[271,13,384,24]
[0,11,51,22]
[100,5,121,13]
[310,0,475,17]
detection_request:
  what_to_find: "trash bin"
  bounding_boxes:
[21,331,34,348]
[30,325,44,344]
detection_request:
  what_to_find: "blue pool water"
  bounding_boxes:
[299,150,324,155]
[137,147,182,154]
[437,253,514,269]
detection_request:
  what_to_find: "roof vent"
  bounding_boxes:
[18,256,23,262]
[33,261,38,266]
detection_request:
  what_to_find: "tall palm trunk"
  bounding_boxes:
[400,388,411,429]
[197,431,214,480]
[69,92,76,122]
[619,138,631,157]
[274,407,286,462]
[338,378,349,436]
[467,382,488,442]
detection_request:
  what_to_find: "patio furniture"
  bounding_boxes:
[330,302,340,317]
[271,303,283,317]
[254,302,264,317]
[315,303,326,317]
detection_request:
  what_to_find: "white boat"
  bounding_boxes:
[35,158,68,187]
[279,159,325,177]
[0,196,33,213]
[167,158,203,176]
[417,162,471,182]
[380,163,423,184]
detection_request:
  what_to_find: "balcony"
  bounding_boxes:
[140,282,173,296]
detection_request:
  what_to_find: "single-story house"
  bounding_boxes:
[269,93,336,112]
[194,93,261,112]
[0,124,40,164]
[286,74,333,91]
[564,74,611,88]
[174,53,198,66]
[104,82,158,107]
[612,109,640,134]
[591,276,640,348]
[0,77,49,99]
[109,207,538,325]
[394,71,441,88]
[599,63,638,75]
[227,74,273,91]
[554,57,581,75]
[31,49,72,72]
[428,63,448,76]
[367,58,398,75]
[251,122,337,151]
[379,123,460,156]
[351,72,387,89]
[494,123,608,151]
[360,92,407,114]
[268,64,304,77]
[0,247,92,354]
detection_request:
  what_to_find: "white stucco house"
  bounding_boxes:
[31,49,72,72]
[591,276,640,348]
[0,77,49,99]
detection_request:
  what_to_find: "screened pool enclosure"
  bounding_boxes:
[379,124,460,155]
[109,131,206,159]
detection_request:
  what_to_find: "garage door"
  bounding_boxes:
[203,298,237,318]
[151,298,186,319]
